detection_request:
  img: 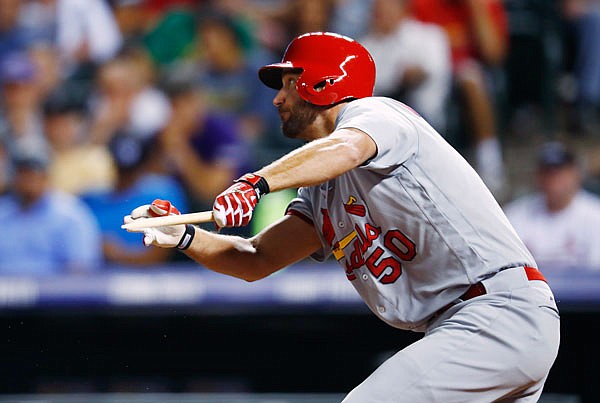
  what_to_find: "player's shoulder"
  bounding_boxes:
[346,96,387,107]
[340,96,407,115]
[337,97,423,135]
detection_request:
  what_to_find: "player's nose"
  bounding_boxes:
[273,88,286,107]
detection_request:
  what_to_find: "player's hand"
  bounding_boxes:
[123,199,195,249]
[212,173,270,228]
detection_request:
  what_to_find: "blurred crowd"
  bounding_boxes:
[0,0,600,274]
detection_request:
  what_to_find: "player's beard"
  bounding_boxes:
[280,100,323,139]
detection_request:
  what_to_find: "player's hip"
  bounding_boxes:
[426,266,560,355]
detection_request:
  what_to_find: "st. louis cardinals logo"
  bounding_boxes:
[322,196,417,284]
[343,196,366,216]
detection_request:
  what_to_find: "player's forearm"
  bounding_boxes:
[256,129,376,192]
[182,227,279,282]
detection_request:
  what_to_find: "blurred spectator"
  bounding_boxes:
[143,0,198,20]
[142,3,198,68]
[412,0,509,198]
[206,0,262,52]
[504,141,600,271]
[81,132,188,266]
[15,0,122,109]
[158,78,248,209]
[19,0,122,76]
[88,48,171,145]
[0,149,102,274]
[361,0,451,132]
[17,0,55,44]
[112,0,151,49]
[502,0,563,138]
[232,0,291,54]
[0,0,33,59]
[561,0,600,134]
[0,142,11,194]
[193,12,297,168]
[0,52,48,162]
[28,43,62,100]
[42,88,115,195]
[281,0,334,40]
[330,0,375,39]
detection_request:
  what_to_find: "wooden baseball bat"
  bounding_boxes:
[121,211,214,230]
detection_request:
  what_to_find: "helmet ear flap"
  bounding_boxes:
[296,70,340,105]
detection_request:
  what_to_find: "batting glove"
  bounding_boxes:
[123,199,196,249]
[213,173,270,228]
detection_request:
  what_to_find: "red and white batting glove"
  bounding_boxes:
[123,199,196,249]
[212,173,270,228]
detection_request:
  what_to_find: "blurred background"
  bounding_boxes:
[0,0,599,402]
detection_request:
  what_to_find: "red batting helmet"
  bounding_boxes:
[258,32,376,106]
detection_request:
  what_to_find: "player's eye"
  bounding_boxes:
[283,75,298,86]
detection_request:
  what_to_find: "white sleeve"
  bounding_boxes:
[286,187,314,223]
[336,98,419,171]
[286,187,332,262]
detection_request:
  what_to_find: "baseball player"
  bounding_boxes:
[125,32,560,402]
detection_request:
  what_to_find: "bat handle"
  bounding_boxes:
[121,211,214,230]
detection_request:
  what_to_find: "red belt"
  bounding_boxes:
[435,266,546,317]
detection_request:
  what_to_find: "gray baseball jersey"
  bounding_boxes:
[287,96,536,332]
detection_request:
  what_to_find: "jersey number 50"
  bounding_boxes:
[365,230,416,284]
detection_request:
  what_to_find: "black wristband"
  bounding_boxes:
[253,176,270,198]
[176,224,196,250]
[235,174,270,199]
